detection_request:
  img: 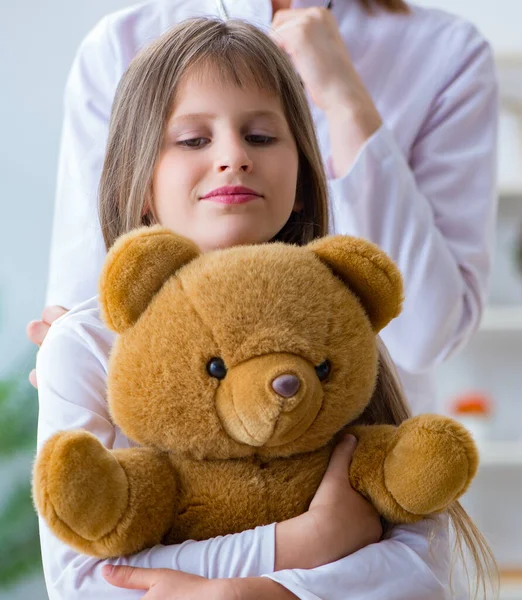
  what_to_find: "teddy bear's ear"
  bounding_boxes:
[99,226,200,333]
[308,235,403,332]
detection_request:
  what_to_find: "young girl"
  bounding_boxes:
[35,18,495,600]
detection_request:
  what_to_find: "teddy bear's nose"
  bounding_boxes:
[271,374,300,398]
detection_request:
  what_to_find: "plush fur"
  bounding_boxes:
[33,226,479,558]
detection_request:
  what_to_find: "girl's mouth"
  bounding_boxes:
[201,185,262,205]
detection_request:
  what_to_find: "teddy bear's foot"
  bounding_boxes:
[383,415,478,516]
[33,430,129,543]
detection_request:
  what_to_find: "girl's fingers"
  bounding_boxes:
[41,305,68,324]
[102,565,157,590]
[310,434,360,510]
[324,434,357,480]
[26,320,50,347]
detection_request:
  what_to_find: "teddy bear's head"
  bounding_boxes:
[99,227,403,460]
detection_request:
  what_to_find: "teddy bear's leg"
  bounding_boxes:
[382,414,478,516]
[33,430,177,558]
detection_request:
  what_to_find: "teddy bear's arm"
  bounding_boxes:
[346,414,478,523]
[33,430,178,558]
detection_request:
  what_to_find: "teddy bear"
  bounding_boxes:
[33,226,478,559]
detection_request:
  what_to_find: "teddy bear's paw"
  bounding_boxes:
[33,430,129,542]
[383,415,479,516]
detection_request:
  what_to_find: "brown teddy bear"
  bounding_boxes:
[33,226,478,559]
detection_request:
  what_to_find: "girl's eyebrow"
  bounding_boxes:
[168,110,286,127]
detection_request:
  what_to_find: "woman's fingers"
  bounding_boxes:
[29,369,38,388]
[271,7,310,30]
[26,321,47,388]
[26,320,50,347]
[41,305,68,324]
[26,306,68,387]
[102,565,156,590]
[26,306,67,347]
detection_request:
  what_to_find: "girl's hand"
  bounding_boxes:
[103,566,297,599]
[26,305,68,387]
[103,566,228,600]
[309,434,383,554]
[275,434,382,570]
[271,7,382,177]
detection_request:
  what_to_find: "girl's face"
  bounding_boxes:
[152,71,300,252]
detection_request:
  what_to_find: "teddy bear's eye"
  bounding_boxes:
[206,357,227,380]
[315,360,331,382]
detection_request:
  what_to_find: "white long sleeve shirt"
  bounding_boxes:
[37,298,460,600]
[45,0,498,414]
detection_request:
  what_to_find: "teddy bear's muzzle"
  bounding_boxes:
[215,353,323,448]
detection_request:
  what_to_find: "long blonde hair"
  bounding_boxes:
[99,18,329,250]
[360,341,499,599]
[98,15,496,599]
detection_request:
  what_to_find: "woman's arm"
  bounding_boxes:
[273,9,498,373]
[326,23,498,373]
[46,16,119,309]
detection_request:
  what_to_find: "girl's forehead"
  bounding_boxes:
[170,66,286,118]
[185,55,278,90]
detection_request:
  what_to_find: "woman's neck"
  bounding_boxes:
[271,0,292,12]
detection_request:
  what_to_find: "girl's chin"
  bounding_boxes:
[197,226,274,253]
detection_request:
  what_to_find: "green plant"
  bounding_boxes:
[0,371,42,588]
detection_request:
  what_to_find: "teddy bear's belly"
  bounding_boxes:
[164,449,331,544]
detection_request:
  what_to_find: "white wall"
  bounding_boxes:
[0,0,131,376]
[414,0,522,54]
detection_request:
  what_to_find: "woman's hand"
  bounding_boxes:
[271,7,382,177]
[103,565,297,599]
[26,305,68,387]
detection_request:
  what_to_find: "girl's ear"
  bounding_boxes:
[308,235,403,333]
[99,226,200,333]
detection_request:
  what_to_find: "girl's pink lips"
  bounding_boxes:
[200,185,262,204]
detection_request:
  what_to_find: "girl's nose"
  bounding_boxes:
[217,158,253,173]
[216,142,253,173]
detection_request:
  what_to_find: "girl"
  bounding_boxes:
[35,18,495,600]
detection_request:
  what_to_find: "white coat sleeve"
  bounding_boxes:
[35,318,275,600]
[329,23,498,373]
[45,17,119,309]
[264,517,462,600]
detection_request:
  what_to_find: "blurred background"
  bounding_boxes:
[0,0,521,598]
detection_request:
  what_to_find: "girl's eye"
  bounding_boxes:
[178,138,209,148]
[246,134,276,145]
